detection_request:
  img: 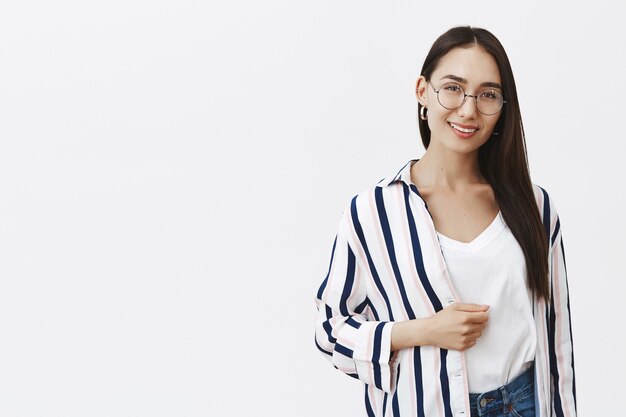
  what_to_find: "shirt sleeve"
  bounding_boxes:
[547,198,577,417]
[314,205,399,394]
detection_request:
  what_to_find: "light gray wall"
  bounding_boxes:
[0,1,622,416]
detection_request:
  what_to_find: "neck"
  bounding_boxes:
[412,142,485,190]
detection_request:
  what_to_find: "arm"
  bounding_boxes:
[547,203,577,416]
[314,207,490,392]
[391,304,489,352]
[314,209,399,393]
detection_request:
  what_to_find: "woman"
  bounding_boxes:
[314,26,576,417]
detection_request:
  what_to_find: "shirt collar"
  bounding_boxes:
[376,159,419,188]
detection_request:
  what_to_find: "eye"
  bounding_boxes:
[480,89,500,101]
[442,83,462,92]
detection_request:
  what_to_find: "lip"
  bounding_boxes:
[448,121,480,138]
[448,121,479,130]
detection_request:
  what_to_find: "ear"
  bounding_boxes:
[415,76,429,106]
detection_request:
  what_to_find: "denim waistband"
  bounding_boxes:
[468,363,534,416]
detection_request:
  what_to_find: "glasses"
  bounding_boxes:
[430,81,506,115]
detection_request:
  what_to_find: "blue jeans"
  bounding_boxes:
[468,363,535,417]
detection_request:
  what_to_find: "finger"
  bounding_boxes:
[463,339,478,350]
[454,303,490,312]
[466,312,490,324]
[468,329,483,339]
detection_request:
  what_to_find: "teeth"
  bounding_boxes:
[450,123,477,133]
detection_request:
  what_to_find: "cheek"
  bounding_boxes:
[484,115,501,132]
[427,108,452,127]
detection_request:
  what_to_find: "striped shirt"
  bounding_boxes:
[314,159,577,417]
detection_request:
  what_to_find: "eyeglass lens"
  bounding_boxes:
[437,83,504,115]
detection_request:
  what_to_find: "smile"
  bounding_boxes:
[449,122,478,133]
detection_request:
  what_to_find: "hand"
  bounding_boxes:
[426,303,490,351]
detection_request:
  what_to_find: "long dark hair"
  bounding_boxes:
[418,26,549,301]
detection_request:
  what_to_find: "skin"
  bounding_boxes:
[391,45,504,352]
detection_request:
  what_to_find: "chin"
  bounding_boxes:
[440,136,490,154]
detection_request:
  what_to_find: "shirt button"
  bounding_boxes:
[480,398,487,407]
[445,297,455,306]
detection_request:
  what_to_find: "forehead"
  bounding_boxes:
[431,45,501,86]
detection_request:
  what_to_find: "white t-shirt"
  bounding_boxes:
[436,210,537,394]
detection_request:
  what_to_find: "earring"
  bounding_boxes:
[420,106,428,121]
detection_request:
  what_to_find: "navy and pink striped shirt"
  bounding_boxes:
[314,159,576,417]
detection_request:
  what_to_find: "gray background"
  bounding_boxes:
[0,0,623,416]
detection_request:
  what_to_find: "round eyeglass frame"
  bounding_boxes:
[430,81,506,116]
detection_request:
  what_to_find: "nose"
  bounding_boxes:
[457,94,478,118]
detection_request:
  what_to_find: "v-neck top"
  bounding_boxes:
[436,210,537,393]
[436,210,506,253]
[314,159,577,417]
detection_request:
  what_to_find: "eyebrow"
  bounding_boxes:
[439,74,502,90]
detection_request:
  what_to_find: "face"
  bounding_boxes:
[416,45,503,155]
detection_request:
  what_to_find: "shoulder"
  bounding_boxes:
[349,172,413,214]
[531,183,559,216]
[340,160,414,214]
[336,162,414,236]
[531,182,561,244]
[337,183,380,222]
